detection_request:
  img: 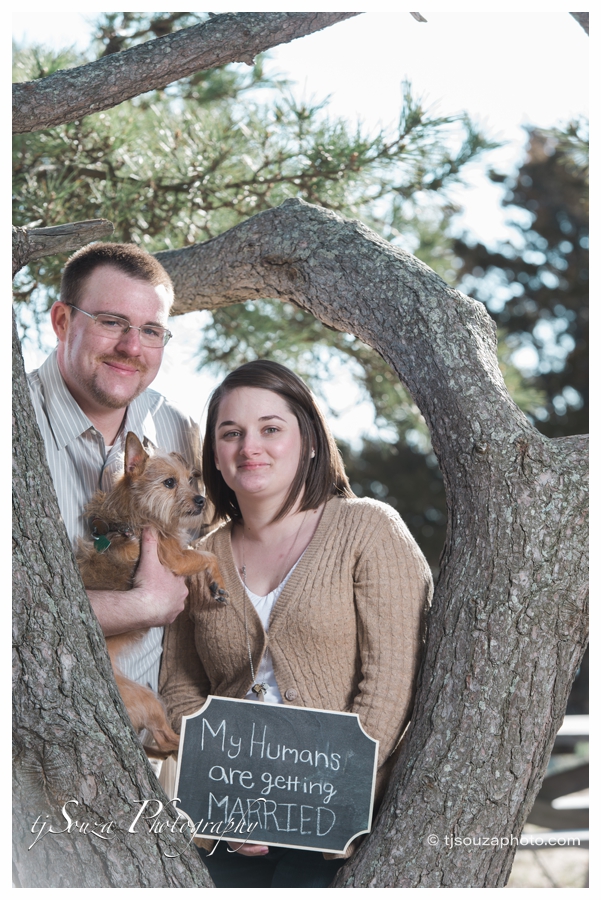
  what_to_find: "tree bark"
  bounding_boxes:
[12,244,214,887]
[569,12,589,35]
[13,220,113,278]
[13,12,361,134]
[154,198,588,887]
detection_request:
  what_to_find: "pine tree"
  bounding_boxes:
[12,13,547,570]
[453,121,588,438]
[13,11,499,433]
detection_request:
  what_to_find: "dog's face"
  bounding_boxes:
[124,432,205,529]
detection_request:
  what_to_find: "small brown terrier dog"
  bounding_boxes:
[77,431,227,757]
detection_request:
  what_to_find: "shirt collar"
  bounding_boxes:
[122,392,160,449]
[37,348,161,451]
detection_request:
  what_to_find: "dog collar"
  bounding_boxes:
[90,517,134,553]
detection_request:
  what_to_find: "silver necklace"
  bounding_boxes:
[240,510,309,700]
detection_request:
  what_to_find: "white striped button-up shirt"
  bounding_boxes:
[27,348,201,693]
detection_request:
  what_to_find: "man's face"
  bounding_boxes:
[52,266,171,416]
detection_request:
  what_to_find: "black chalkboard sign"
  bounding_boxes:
[174,696,378,854]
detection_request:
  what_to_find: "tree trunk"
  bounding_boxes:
[13,12,360,134]
[13,199,587,886]
[12,285,213,887]
[154,198,588,887]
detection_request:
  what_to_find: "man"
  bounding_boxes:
[28,242,199,695]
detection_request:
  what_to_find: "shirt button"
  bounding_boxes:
[284,689,298,702]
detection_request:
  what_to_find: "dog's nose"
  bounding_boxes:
[194,495,205,509]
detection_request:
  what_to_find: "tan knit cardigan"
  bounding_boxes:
[160,497,432,789]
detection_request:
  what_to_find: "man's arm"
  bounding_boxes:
[88,529,188,636]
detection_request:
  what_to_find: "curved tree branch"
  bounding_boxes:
[158,199,512,440]
[13,12,361,134]
[12,219,113,278]
[155,199,588,886]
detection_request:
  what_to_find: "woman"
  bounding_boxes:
[160,360,433,888]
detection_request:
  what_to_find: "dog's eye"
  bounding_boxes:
[163,478,177,489]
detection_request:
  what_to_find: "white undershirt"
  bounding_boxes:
[242,557,302,705]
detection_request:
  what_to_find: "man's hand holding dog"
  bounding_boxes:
[88,528,188,636]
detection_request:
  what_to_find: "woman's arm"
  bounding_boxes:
[350,507,433,765]
[159,578,212,731]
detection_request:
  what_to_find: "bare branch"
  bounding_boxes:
[157,199,508,434]
[569,12,589,34]
[13,12,361,134]
[12,219,113,278]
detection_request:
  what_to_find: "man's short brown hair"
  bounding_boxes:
[60,242,174,308]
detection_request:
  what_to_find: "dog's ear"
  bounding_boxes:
[124,432,148,476]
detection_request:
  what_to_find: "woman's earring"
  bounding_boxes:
[310,449,316,458]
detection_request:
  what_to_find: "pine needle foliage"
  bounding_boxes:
[13,13,539,442]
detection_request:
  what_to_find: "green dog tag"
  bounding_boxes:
[94,535,111,553]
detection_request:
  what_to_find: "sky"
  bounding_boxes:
[12,5,589,443]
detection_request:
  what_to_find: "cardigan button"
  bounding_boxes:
[284,689,298,702]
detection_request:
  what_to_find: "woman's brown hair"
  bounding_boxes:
[203,360,354,523]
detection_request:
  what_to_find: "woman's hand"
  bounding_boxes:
[227,840,269,856]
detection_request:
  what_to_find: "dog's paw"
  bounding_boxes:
[210,581,229,604]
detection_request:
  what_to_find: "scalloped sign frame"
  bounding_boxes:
[174,696,379,854]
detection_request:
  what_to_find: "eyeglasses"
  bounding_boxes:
[66,304,172,347]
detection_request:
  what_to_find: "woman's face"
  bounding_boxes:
[213,387,304,506]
